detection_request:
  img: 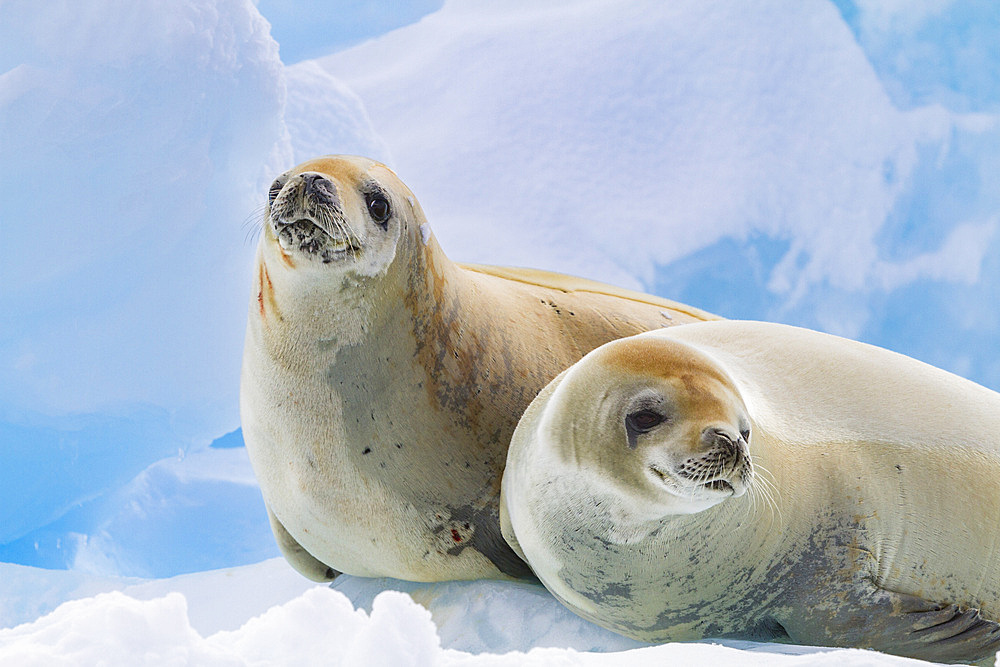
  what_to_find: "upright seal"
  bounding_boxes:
[240,155,716,582]
[500,320,1000,662]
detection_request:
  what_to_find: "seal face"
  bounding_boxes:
[240,155,717,583]
[268,168,396,266]
[265,161,401,275]
[501,320,1000,662]
[611,345,753,512]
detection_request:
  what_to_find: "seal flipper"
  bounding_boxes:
[901,598,1000,662]
[782,584,1000,663]
[447,504,537,581]
[266,505,340,582]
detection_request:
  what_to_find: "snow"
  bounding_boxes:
[0,430,279,577]
[2,0,999,663]
[310,0,1000,379]
[0,560,929,666]
[313,1,987,301]
[253,0,442,64]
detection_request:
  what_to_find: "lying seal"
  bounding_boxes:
[239,155,717,583]
[500,320,1000,662]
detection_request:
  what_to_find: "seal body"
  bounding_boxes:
[501,320,1000,662]
[239,155,716,583]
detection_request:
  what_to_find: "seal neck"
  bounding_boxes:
[559,465,782,579]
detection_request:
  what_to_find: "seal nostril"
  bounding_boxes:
[301,172,337,201]
[702,427,738,455]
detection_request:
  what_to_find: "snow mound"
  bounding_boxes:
[315,0,987,296]
[1,435,279,578]
[0,0,389,430]
[0,566,935,666]
[283,60,392,166]
[311,0,1000,385]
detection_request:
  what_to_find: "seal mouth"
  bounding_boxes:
[649,459,748,498]
[704,479,734,493]
[274,217,359,263]
[649,465,670,485]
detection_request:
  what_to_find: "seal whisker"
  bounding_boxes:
[740,465,759,515]
[316,207,362,257]
[747,482,763,523]
[752,463,781,505]
[242,204,268,246]
[743,480,765,525]
[748,463,782,529]
[312,207,335,237]
[332,215,363,258]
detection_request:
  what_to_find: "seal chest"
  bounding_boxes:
[240,155,717,583]
[500,320,1000,662]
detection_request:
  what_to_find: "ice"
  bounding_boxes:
[0,0,384,576]
[0,0,387,428]
[833,0,1000,113]
[254,0,442,64]
[313,0,1000,383]
[2,0,998,663]
[1,434,279,578]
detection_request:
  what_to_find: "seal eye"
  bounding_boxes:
[367,193,391,224]
[626,410,665,433]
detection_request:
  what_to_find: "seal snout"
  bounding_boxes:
[300,172,340,206]
[672,425,751,497]
[275,172,343,223]
[269,171,358,263]
[701,426,741,457]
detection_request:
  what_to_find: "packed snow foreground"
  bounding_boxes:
[2,0,999,664]
[0,560,930,666]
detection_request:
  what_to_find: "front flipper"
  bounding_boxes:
[266,505,340,582]
[782,583,1000,663]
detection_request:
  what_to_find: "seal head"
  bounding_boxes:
[547,339,753,518]
[266,157,402,275]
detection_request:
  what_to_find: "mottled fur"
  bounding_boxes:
[502,321,1000,662]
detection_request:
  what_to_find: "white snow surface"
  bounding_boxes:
[313,0,995,306]
[0,560,933,666]
[0,0,388,428]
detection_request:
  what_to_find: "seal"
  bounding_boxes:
[500,320,1000,662]
[239,155,717,583]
